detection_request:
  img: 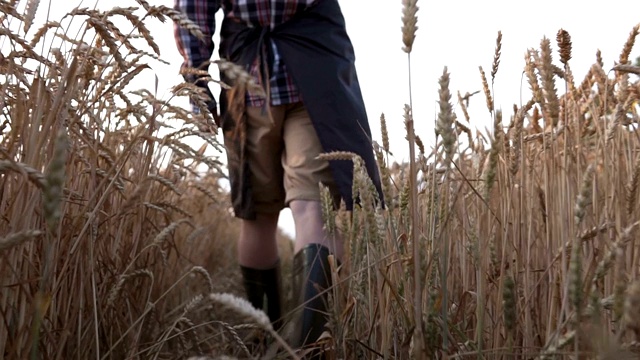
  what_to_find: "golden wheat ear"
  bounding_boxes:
[619,24,640,65]
[0,230,44,251]
[401,0,418,54]
[557,29,573,65]
[23,0,40,34]
[491,30,502,84]
[436,67,455,168]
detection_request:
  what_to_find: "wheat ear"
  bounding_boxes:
[401,0,418,54]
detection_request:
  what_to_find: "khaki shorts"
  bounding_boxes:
[239,102,338,214]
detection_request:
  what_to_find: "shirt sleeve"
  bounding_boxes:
[173,0,220,115]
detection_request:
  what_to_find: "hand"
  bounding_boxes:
[207,97,221,127]
[184,72,221,128]
[193,100,220,134]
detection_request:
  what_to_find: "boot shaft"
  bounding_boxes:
[290,244,333,353]
[240,262,283,330]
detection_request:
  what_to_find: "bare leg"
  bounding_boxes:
[237,212,280,269]
[290,199,343,261]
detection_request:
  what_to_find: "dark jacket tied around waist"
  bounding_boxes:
[217,0,383,219]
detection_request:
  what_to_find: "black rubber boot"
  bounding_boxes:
[290,244,333,358]
[240,262,283,331]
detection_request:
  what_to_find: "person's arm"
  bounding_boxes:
[173,0,220,121]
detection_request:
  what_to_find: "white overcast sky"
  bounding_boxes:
[25,0,640,237]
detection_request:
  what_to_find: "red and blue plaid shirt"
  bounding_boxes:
[174,0,316,109]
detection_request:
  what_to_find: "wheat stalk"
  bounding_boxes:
[619,24,639,65]
[479,66,494,114]
[401,0,418,54]
[574,164,595,224]
[316,151,359,162]
[107,269,155,307]
[0,160,47,188]
[614,64,640,76]
[215,59,265,97]
[539,37,561,127]
[436,67,455,168]
[491,31,502,84]
[148,4,204,40]
[22,0,39,33]
[43,129,68,232]
[525,49,544,104]
[0,230,44,251]
[209,293,300,359]
[623,280,640,342]
[557,29,572,65]
[482,110,502,200]
[152,219,191,247]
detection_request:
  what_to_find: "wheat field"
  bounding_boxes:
[2,0,640,359]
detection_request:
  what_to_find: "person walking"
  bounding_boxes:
[173,0,383,356]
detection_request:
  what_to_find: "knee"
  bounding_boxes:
[289,200,322,220]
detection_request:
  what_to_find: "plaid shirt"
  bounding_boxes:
[174,0,317,110]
